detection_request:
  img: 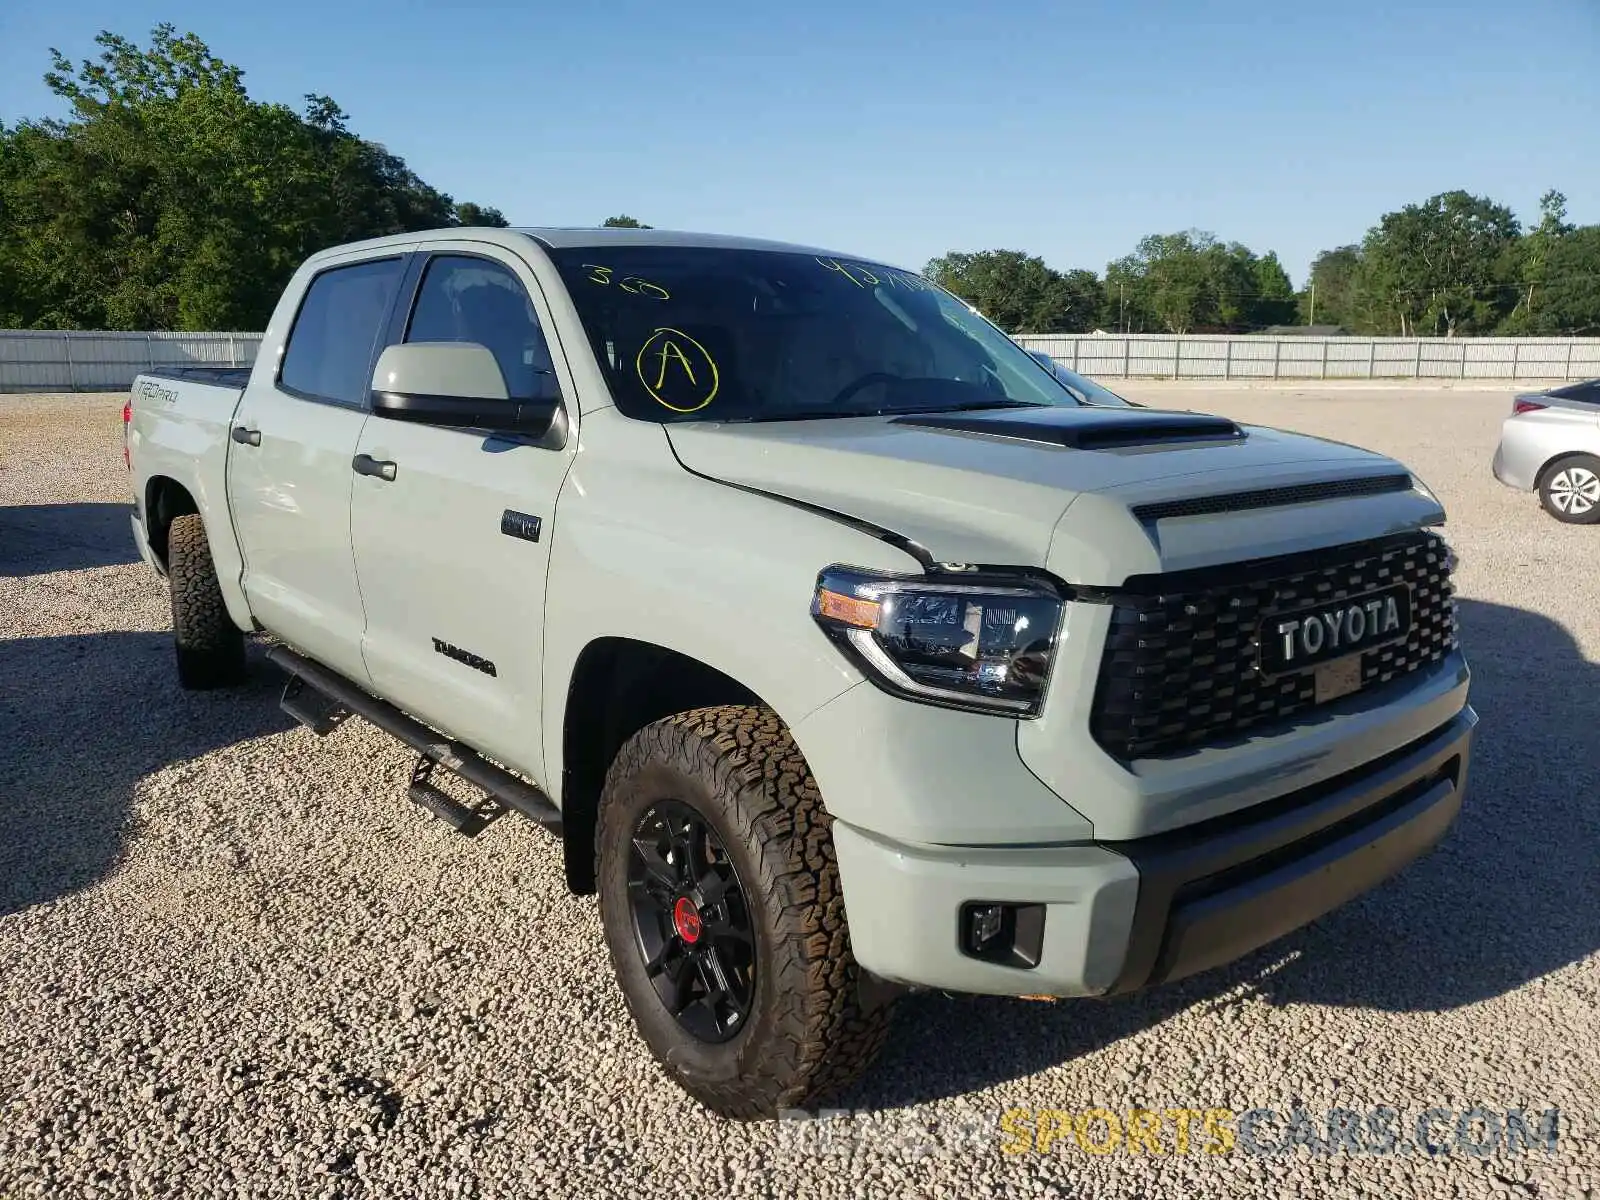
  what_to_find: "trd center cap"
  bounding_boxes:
[672,896,703,944]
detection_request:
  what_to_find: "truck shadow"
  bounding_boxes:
[839,596,1600,1111]
[0,503,142,576]
[0,632,293,917]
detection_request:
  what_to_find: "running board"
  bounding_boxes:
[267,645,563,836]
[408,754,505,838]
[280,674,350,736]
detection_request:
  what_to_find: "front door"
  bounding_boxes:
[350,246,575,784]
[227,253,410,683]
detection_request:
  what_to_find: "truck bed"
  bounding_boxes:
[140,365,254,390]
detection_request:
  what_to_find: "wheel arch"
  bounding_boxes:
[559,637,766,895]
[143,475,200,570]
[1537,450,1600,488]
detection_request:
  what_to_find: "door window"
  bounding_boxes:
[406,256,557,399]
[279,257,407,406]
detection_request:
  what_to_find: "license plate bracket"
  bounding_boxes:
[1314,655,1364,704]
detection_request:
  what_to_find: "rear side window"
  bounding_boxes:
[406,255,557,399]
[280,257,406,405]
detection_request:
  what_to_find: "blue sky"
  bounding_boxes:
[2,0,1594,287]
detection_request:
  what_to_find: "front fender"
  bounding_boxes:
[539,410,921,795]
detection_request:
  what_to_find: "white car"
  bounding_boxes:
[126,226,1474,1118]
[1491,379,1600,523]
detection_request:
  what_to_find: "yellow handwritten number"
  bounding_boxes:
[619,276,671,301]
[585,264,612,286]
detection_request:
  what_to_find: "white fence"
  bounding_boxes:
[1014,334,1600,382]
[0,330,264,393]
[3,328,1599,393]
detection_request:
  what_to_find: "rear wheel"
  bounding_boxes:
[167,513,247,689]
[596,705,893,1119]
[1539,455,1600,524]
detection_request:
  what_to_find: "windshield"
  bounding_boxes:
[1026,350,1137,407]
[547,246,1084,423]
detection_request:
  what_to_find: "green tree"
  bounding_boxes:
[0,24,499,330]
[601,214,651,228]
[1058,269,1106,334]
[1528,225,1600,335]
[923,249,1092,333]
[454,202,509,227]
[1109,232,1213,333]
[1499,190,1573,332]
[1249,250,1297,327]
[1357,190,1519,336]
[1299,245,1363,329]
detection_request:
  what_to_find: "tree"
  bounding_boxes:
[1357,190,1519,337]
[601,214,651,228]
[923,249,1095,333]
[1114,232,1212,333]
[1528,225,1600,335]
[1299,245,1363,329]
[1249,250,1297,327]
[454,202,508,228]
[1499,190,1573,331]
[0,25,502,330]
[1058,269,1106,334]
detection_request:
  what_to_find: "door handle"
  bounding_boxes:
[231,425,261,446]
[352,453,398,482]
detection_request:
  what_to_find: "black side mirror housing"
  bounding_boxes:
[369,390,567,446]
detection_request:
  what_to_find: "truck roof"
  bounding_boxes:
[300,226,889,270]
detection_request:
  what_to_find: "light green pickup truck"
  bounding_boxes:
[126,225,1475,1118]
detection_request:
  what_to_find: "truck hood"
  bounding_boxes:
[665,405,1445,585]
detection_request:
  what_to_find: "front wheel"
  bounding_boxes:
[1539,455,1600,524]
[596,706,893,1119]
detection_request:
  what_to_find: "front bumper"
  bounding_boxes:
[833,707,1475,997]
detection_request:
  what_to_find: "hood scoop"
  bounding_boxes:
[890,406,1245,450]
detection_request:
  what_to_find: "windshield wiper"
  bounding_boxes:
[720,399,1048,425]
[911,399,1047,413]
[720,408,890,424]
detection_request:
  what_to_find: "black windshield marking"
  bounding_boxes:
[546,246,1084,426]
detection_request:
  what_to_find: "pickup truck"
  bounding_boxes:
[126,227,1476,1119]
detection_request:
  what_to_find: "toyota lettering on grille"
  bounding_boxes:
[1257,584,1412,674]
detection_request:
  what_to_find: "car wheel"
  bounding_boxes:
[1539,456,1600,524]
[167,513,247,689]
[595,705,894,1119]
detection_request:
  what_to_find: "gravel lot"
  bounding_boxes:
[2,384,1596,1199]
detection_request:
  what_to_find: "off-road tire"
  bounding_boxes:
[1539,454,1600,524]
[168,513,246,689]
[596,705,894,1119]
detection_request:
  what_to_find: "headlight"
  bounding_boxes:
[811,566,1065,717]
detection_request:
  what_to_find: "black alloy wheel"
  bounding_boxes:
[626,799,756,1043]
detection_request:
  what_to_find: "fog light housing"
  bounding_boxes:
[959,901,1046,968]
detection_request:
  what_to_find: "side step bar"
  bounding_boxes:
[267,645,563,837]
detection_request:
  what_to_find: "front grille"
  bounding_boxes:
[1131,473,1414,522]
[1089,531,1458,760]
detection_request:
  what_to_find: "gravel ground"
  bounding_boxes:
[1,384,1596,1199]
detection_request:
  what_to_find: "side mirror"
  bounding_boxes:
[369,342,565,444]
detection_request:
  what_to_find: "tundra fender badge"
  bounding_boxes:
[432,637,498,677]
[501,510,542,543]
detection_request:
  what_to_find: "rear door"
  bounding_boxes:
[349,243,576,784]
[227,252,412,682]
